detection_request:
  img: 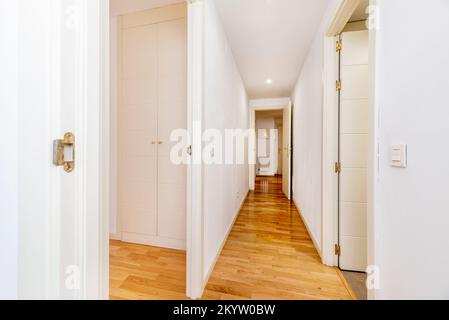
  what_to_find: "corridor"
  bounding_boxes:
[202,177,353,300]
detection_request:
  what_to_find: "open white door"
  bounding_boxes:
[282,102,292,199]
[7,0,108,299]
[338,30,369,272]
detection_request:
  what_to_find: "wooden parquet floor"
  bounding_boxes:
[110,176,352,300]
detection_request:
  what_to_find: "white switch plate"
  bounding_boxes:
[391,144,407,168]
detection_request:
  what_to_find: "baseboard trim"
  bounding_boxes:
[202,190,249,291]
[121,232,186,251]
[109,232,122,241]
[293,198,322,259]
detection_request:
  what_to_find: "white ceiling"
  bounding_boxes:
[214,0,330,99]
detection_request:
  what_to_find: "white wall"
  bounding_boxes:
[203,0,249,279]
[0,0,18,299]
[372,0,449,299]
[290,4,337,253]
[109,0,184,234]
[292,0,449,299]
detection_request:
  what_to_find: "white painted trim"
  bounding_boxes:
[321,35,340,267]
[122,233,186,251]
[202,191,248,291]
[326,0,361,37]
[366,0,379,301]
[186,0,204,300]
[83,0,110,300]
[321,0,361,269]
[99,0,110,300]
[249,104,289,191]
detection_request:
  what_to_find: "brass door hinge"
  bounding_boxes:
[335,244,341,256]
[336,80,341,91]
[335,162,341,173]
[336,40,342,52]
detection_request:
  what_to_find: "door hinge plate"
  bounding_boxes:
[187,145,192,156]
[335,244,341,256]
[336,80,341,91]
[335,162,341,174]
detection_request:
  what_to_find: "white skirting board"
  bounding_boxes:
[109,233,122,241]
[112,232,186,251]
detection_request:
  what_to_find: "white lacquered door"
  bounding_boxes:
[338,30,369,272]
[282,102,292,199]
[9,0,105,299]
[157,18,187,246]
[119,23,159,239]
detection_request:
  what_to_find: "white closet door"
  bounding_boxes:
[119,24,159,237]
[339,30,369,272]
[157,18,187,242]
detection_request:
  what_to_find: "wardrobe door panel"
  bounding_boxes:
[119,23,158,238]
[157,18,187,241]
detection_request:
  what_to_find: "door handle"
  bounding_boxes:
[53,132,75,173]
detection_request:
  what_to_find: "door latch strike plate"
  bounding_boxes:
[53,132,75,173]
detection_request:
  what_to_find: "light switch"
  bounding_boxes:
[391,144,407,168]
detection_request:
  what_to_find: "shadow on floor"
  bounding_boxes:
[342,271,367,300]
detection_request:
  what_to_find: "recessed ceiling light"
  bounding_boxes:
[266,78,273,85]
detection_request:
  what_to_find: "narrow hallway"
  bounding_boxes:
[203,177,353,300]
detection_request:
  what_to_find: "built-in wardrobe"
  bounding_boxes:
[117,3,187,250]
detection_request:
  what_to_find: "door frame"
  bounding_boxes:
[99,0,110,300]
[248,99,291,192]
[100,0,205,299]
[285,101,293,200]
[321,0,378,299]
[186,0,205,299]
